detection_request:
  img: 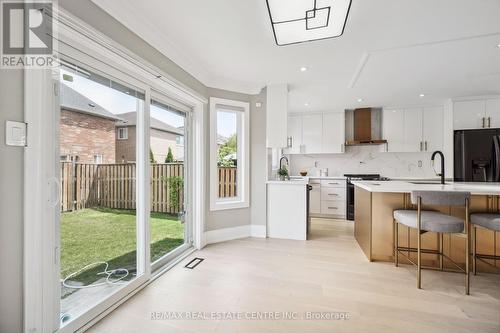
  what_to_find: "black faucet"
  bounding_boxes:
[279,155,289,171]
[431,151,445,185]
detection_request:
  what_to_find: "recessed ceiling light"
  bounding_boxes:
[419,94,425,98]
[497,43,500,48]
[304,102,310,107]
[266,0,352,46]
[357,98,364,102]
[300,66,308,72]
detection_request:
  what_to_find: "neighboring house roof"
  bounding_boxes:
[60,84,123,121]
[217,134,228,145]
[116,111,184,136]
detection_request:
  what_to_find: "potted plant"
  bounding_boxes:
[277,166,289,181]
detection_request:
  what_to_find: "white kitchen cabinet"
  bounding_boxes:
[322,112,345,153]
[302,114,323,154]
[266,84,288,148]
[404,108,423,152]
[383,109,405,152]
[422,106,444,152]
[309,183,321,214]
[384,107,443,152]
[486,98,500,128]
[286,115,302,154]
[453,100,486,130]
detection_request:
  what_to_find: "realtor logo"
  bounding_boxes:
[1,0,55,68]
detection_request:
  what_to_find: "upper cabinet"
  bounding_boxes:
[453,98,500,130]
[266,84,288,148]
[287,115,302,154]
[285,112,345,154]
[383,106,443,153]
[322,112,345,154]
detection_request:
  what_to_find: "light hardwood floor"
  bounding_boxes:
[88,219,500,333]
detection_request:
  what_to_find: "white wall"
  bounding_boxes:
[0,70,24,333]
[289,145,441,179]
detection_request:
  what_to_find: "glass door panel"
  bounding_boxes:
[149,98,190,268]
[58,62,144,325]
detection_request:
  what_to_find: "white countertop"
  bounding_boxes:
[352,180,500,195]
[267,179,308,185]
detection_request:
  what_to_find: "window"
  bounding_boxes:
[93,154,103,164]
[210,97,249,211]
[117,127,128,140]
[176,135,184,145]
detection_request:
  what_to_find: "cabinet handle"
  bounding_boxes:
[328,207,338,210]
[425,141,428,151]
[488,117,491,128]
[329,182,339,185]
[482,117,485,128]
[328,193,339,196]
[419,141,423,151]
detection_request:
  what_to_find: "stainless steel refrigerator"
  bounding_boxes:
[454,129,500,182]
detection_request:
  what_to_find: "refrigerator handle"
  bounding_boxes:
[482,117,485,128]
[494,136,500,181]
[488,117,491,128]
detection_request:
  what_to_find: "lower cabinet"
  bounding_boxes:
[309,179,346,219]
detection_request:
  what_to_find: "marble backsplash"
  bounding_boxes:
[288,145,441,179]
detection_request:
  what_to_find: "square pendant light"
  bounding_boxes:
[266,0,352,46]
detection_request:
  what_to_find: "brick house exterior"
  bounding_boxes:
[116,112,184,163]
[60,84,122,164]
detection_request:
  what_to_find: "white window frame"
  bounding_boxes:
[93,154,103,164]
[209,97,250,211]
[117,127,128,140]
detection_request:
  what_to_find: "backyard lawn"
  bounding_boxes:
[61,208,183,285]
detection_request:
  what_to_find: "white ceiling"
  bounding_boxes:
[92,0,500,113]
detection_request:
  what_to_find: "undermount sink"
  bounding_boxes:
[409,181,449,185]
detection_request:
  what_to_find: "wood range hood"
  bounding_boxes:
[345,108,387,146]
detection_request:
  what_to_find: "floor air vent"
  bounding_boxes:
[184,257,204,269]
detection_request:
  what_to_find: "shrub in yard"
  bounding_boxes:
[162,176,184,209]
[165,147,174,163]
[149,148,156,164]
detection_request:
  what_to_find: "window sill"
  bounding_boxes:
[210,199,249,211]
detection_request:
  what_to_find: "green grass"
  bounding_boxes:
[61,208,183,285]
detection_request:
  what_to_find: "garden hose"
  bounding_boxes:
[62,261,129,289]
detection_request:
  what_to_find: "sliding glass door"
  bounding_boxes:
[149,96,192,271]
[58,62,147,325]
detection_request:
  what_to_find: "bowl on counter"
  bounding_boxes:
[299,171,308,176]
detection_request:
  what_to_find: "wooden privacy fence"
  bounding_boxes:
[218,167,237,198]
[60,163,237,213]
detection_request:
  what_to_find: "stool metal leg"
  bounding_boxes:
[472,225,477,275]
[394,219,399,267]
[417,197,422,289]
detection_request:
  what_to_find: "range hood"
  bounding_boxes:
[345,108,387,146]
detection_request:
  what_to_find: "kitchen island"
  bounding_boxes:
[352,180,500,273]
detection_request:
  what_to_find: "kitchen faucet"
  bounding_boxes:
[431,151,445,185]
[279,155,289,171]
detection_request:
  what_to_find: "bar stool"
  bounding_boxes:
[470,213,500,274]
[393,191,471,294]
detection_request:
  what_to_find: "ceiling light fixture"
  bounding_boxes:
[357,98,364,102]
[300,66,308,72]
[266,0,352,46]
[419,94,425,98]
[304,102,310,107]
[497,43,500,48]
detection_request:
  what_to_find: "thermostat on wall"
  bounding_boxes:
[5,121,27,147]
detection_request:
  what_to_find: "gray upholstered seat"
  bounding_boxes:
[470,213,500,232]
[393,210,464,233]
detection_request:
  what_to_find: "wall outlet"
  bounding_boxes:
[418,160,423,168]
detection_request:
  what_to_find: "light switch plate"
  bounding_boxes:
[5,121,27,147]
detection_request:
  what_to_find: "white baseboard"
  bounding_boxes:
[205,224,267,245]
[250,224,266,238]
